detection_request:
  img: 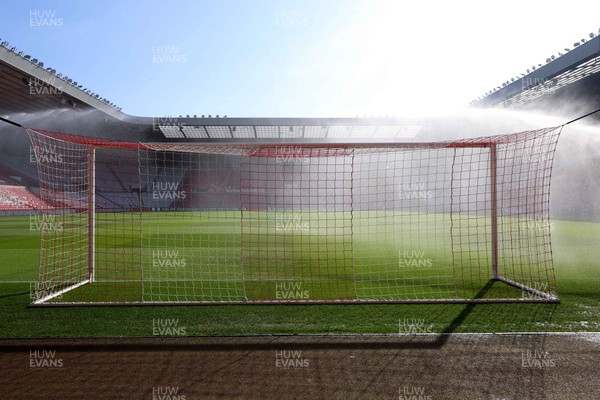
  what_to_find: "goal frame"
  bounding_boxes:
[28,130,561,306]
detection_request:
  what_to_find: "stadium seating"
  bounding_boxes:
[0,185,51,210]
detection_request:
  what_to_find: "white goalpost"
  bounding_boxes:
[27,126,561,305]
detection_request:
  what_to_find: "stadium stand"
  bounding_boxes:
[0,162,52,211]
[0,158,39,186]
[0,185,51,210]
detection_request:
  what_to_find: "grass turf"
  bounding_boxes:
[0,214,598,337]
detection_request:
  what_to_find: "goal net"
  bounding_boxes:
[27,126,561,305]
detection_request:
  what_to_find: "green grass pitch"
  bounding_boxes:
[0,213,599,337]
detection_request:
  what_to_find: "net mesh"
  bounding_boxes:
[27,126,561,304]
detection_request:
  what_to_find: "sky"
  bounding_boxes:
[2,0,600,118]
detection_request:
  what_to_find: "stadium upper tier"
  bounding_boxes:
[1,32,599,141]
[471,33,600,111]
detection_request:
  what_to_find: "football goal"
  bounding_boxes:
[27,126,561,305]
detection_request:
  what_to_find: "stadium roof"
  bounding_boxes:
[0,43,125,119]
[1,44,437,141]
[471,34,600,109]
[2,33,599,141]
[0,41,434,140]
